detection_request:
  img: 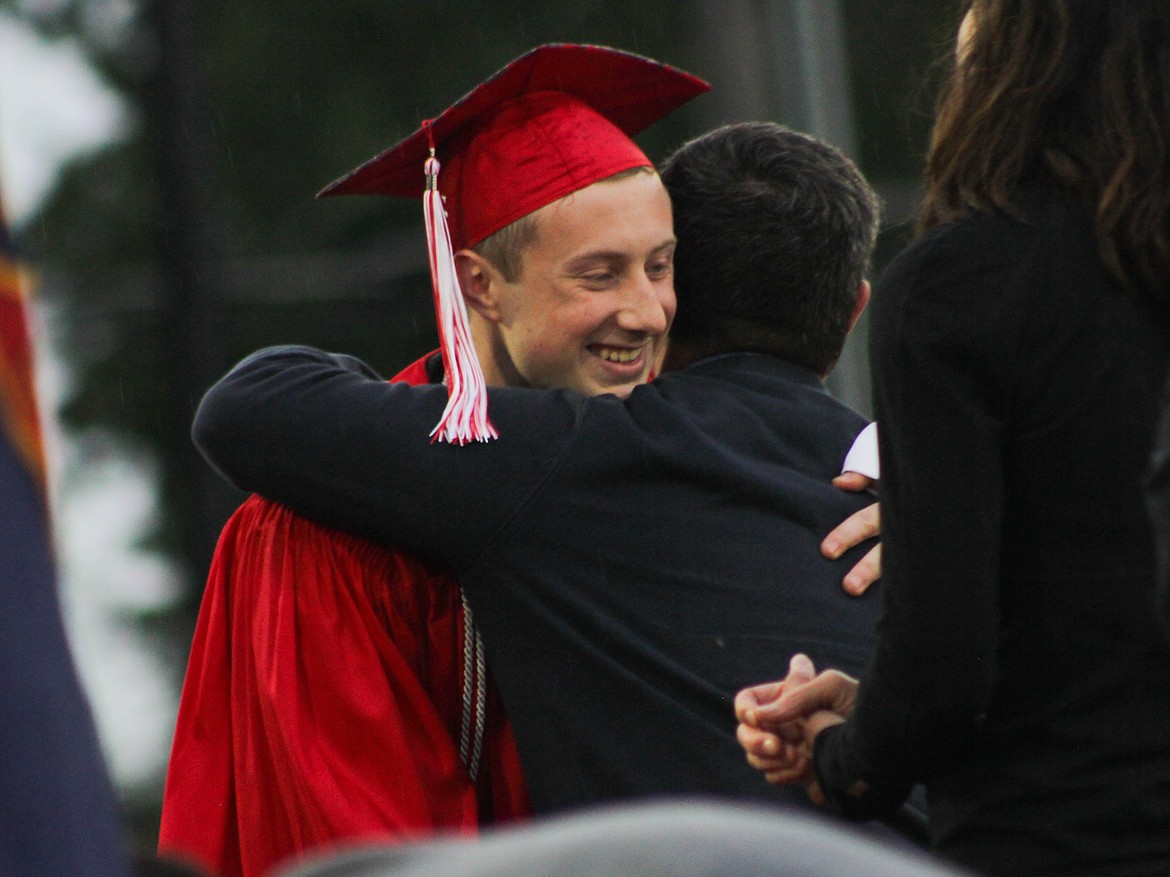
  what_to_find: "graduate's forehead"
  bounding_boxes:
[519,170,674,270]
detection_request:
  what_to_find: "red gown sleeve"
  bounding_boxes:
[159,354,528,877]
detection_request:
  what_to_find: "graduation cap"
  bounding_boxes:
[320,44,709,444]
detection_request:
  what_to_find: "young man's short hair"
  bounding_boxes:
[660,122,880,375]
[471,166,658,283]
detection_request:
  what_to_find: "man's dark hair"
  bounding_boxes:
[660,123,880,375]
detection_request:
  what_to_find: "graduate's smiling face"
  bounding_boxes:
[460,169,677,398]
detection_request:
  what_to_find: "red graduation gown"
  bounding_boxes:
[159,354,529,877]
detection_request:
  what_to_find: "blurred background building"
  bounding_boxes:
[0,0,959,856]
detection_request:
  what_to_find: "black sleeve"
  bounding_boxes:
[193,345,581,571]
[812,226,1009,819]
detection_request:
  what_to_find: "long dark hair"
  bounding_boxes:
[920,0,1170,311]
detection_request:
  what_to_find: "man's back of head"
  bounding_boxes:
[660,123,880,376]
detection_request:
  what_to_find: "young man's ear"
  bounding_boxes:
[455,250,504,322]
[847,279,872,333]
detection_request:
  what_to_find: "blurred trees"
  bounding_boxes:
[3,0,959,849]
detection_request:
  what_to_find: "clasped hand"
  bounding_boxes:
[731,471,875,801]
[734,654,859,805]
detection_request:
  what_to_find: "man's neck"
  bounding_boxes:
[660,339,720,373]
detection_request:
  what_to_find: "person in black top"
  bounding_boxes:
[192,124,895,819]
[737,3,1170,876]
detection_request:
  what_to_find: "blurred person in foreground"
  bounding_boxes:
[191,120,902,834]
[737,2,1170,875]
[0,197,130,876]
[278,800,967,877]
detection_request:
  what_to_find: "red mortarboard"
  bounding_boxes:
[320,44,710,248]
[319,44,709,444]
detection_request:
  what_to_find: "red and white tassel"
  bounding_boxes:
[422,136,497,444]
